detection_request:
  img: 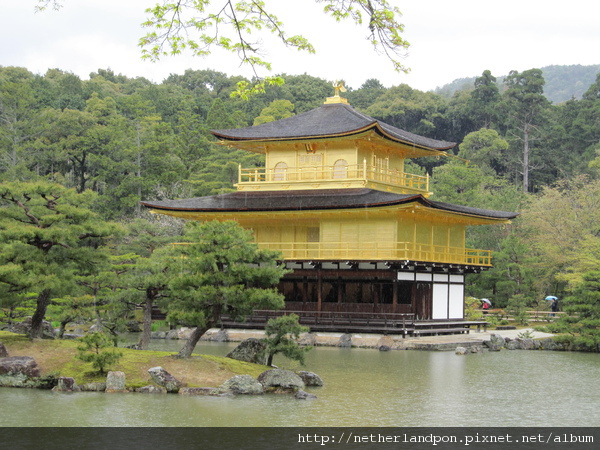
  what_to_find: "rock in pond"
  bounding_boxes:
[105,371,127,393]
[296,371,323,387]
[136,385,167,394]
[218,375,264,395]
[299,333,317,346]
[338,333,353,348]
[226,338,267,364]
[257,369,304,393]
[455,346,469,355]
[376,336,395,351]
[202,329,229,342]
[0,356,41,387]
[80,382,107,392]
[179,387,223,396]
[519,338,535,350]
[506,340,521,350]
[294,389,318,400]
[539,338,567,351]
[147,366,182,393]
[53,377,80,392]
[484,334,506,351]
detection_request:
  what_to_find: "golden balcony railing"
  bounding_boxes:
[237,161,430,194]
[255,241,493,266]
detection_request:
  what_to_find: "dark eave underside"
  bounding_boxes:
[211,103,455,151]
[140,189,519,220]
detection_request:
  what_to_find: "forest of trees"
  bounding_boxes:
[434,64,600,103]
[1,64,599,349]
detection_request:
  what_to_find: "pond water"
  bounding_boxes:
[1,339,599,428]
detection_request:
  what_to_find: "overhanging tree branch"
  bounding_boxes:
[36,1,409,98]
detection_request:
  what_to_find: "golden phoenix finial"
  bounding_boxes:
[324,80,349,104]
[332,80,347,97]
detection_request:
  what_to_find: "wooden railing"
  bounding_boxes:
[257,241,493,266]
[221,309,416,334]
[171,240,493,265]
[477,309,566,322]
[238,162,430,193]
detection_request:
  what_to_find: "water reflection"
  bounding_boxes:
[1,340,598,427]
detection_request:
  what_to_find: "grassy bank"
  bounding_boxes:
[0,331,268,390]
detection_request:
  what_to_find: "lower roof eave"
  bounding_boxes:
[279,259,491,273]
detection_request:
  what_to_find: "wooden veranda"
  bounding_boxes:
[219,310,488,337]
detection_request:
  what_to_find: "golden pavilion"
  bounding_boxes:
[141,89,518,335]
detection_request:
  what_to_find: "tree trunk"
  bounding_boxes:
[94,309,103,332]
[30,289,52,339]
[177,326,209,359]
[138,295,153,350]
[522,124,530,193]
[136,121,142,213]
[58,320,68,339]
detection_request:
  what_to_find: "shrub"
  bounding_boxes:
[507,294,531,325]
[151,320,168,332]
[464,297,483,320]
[76,333,123,374]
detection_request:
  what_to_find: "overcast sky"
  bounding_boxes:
[2,0,599,92]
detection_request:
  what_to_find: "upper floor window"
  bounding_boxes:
[333,159,348,179]
[273,162,288,181]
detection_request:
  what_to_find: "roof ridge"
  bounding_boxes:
[336,102,378,125]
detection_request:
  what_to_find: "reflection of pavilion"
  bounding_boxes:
[142,91,517,335]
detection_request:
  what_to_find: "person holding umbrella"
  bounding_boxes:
[481,298,492,314]
[546,296,559,316]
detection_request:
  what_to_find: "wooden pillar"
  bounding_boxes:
[392,280,398,314]
[373,278,379,313]
[302,276,308,306]
[317,269,322,313]
[337,277,343,312]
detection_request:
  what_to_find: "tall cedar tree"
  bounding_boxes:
[165,221,288,358]
[0,182,114,338]
[503,69,549,192]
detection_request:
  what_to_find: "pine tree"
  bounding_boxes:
[0,181,116,338]
[262,314,311,366]
[165,221,287,358]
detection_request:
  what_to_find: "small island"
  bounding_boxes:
[0,330,322,398]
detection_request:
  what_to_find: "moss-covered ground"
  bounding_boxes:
[0,331,268,390]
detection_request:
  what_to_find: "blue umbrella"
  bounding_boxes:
[545,296,558,301]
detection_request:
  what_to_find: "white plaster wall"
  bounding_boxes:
[432,283,449,319]
[449,283,465,319]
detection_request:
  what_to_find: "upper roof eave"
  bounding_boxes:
[214,123,456,153]
[211,102,456,152]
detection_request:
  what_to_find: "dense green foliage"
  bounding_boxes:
[164,221,287,357]
[435,64,600,104]
[1,63,599,348]
[0,181,116,338]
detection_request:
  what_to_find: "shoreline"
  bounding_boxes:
[166,327,559,351]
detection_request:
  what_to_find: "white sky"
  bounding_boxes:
[1,0,599,92]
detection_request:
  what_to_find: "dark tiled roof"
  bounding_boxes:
[141,189,519,220]
[211,103,455,151]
